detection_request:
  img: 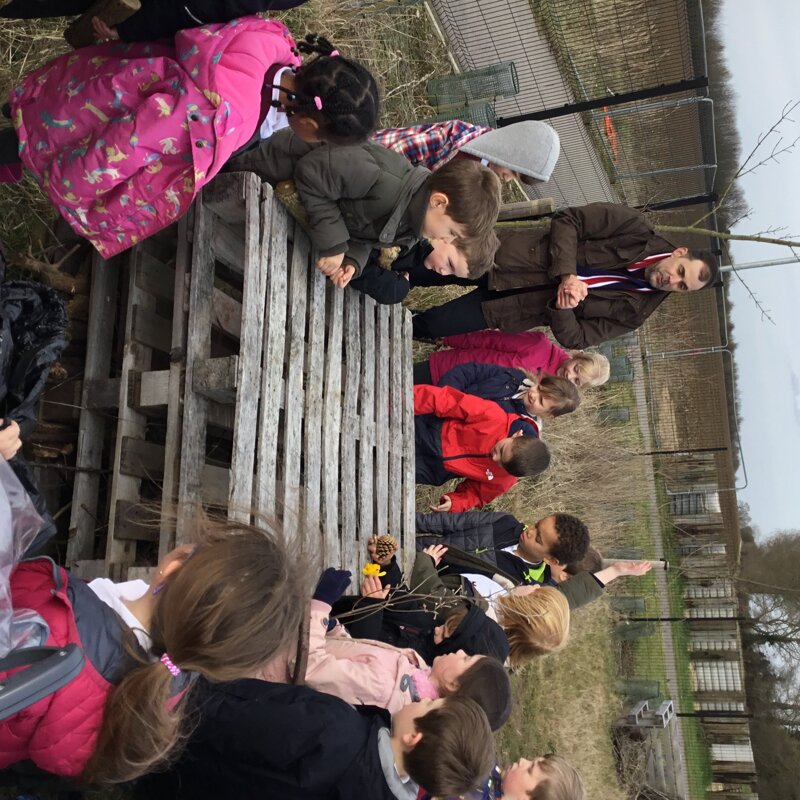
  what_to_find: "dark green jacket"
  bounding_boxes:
[409,548,604,611]
[227,128,431,274]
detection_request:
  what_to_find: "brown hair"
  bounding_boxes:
[441,605,468,638]
[530,753,587,800]
[502,436,551,478]
[427,159,501,240]
[686,248,718,287]
[567,351,610,387]
[84,517,309,784]
[455,231,500,278]
[453,656,512,731]
[535,374,581,417]
[404,696,495,797]
[496,587,570,669]
[565,545,603,576]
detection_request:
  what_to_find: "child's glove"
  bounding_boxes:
[313,567,352,605]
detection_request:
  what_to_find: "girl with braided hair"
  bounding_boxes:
[0,20,379,258]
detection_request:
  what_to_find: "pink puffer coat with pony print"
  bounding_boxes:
[9,16,300,258]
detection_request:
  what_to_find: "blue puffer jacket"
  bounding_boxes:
[437,363,530,416]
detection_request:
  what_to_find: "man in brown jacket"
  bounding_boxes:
[411,202,719,348]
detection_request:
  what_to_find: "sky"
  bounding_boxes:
[717,0,800,538]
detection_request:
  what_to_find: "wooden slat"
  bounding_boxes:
[114,499,157,542]
[400,309,416,574]
[157,214,189,558]
[209,218,245,274]
[281,224,309,542]
[302,248,326,541]
[67,252,120,566]
[41,379,82,422]
[357,295,376,560]
[86,377,121,411]
[131,304,172,353]
[105,248,155,569]
[135,250,175,301]
[120,437,229,507]
[255,193,289,517]
[373,303,390,537]
[193,355,239,403]
[320,285,344,566]
[212,287,242,340]
[387,304,404,540]
[130,370,170,411]
[177,185,216,543]
[498,198,555,221]
[228,173,265,522]
[340,292,361,577]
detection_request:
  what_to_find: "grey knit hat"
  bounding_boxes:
[460,120,560,185]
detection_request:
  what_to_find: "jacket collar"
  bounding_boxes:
[379,167,431,244]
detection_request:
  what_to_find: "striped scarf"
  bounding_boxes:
[576,252,671,292]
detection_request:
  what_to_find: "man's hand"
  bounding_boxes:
[0,420,22,461]
[92,17,120,41]
[316,253,345,276]
[361,575,390,599]
[423,544,448,566]
[430,495,452,512]
[557,274,587,309]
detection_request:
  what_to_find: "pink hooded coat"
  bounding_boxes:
[262,600,439,714]
[10,16,300,258]
[428,330,571,384]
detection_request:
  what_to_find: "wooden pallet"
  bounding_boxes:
[66,172,416,579]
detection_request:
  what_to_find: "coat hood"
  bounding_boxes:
[460,121,560,184]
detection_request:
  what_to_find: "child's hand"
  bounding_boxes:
[361,575,390,599]
[92,17,120,41]
[330,264,356,289]
[430,495,452,512]
[423,544,448,566]
[510,584,541,597]
[316,253,345,276]
[0,420,22,460]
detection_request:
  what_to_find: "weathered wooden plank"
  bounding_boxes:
[400,309,416,574]
[86,377,121,411]
[67,252,120,566]
[209,218,245,275]
[202,172,250,226]
[301,238,325,540]
[387,304,404,540]
[120,437,229,507]
[340,292,361,577]
[131,304,172,353]
[212,287,242,340]
[114,499,157,542]
[498,198,555,221]
[105,248,155,569]
[127,566,156,583]
[177,185,216,543]
[41,379,82,422]
[70,560,109,581]
[129,370,170,411]
[373,303,390,537]
[281,222,309,542]
[193,355,239,403]
[255,195,289,517]
[320,283,343,566]
[134,250,175,301]
[357,295,376,560]
[228,173,265,522]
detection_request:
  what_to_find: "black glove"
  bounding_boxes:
[313,568,352,606]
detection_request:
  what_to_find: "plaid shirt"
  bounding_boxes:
[371,120,491,171]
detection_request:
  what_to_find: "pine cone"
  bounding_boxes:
[374,534,398,562]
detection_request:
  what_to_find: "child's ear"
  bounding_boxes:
[429,191,450,210]
[402,731,423,750]
[511,429,524,438]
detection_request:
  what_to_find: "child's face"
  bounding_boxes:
[488,163,520,183]
[423,240,471,278]
[501,757,547,800]
[523,387,557,418]
[518,515,561,563]
[392,697,445,745]
[557,359,584,388]
[430,650,482,692]
[490,436,517,466]
[422,193,467,243]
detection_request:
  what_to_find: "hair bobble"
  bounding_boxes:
[329,50,339,57]
[160,653,181,677]
[313,96,323,110]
